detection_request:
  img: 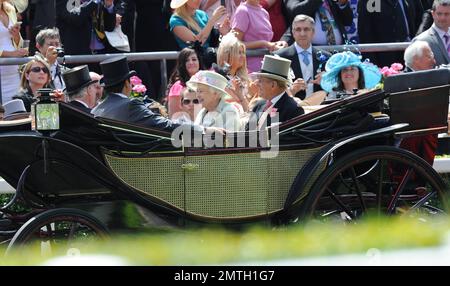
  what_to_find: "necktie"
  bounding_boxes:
[258,101,273,129]
[444,33,450,56]
[300,50,310,66]
[318,1,336,45]
[262,100,272,112]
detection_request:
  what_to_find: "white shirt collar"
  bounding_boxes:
[73,99,89,108]
[294,42,312,54]
[270,91,285,105]
[432,23,450,37]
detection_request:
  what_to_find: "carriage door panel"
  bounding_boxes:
[103,153,186,213]
[184,152,270,219]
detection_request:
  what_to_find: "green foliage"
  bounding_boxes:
[2,216,449,265]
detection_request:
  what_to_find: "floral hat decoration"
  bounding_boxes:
[320,51,382,93]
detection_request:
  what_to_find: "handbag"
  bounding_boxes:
[105,25,130,52]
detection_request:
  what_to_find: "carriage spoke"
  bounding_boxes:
[350,166,366,212]
[405,191,437,214]
[376,160,384,215]
[387,168,412,214]
[326,188,355,220]
[67,222,78,245]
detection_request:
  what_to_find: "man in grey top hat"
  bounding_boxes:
[247,55,304,130]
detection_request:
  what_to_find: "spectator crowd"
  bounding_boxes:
[0,0,449,165]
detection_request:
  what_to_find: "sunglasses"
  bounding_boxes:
[182,99,200,105]
[29,66,49,74]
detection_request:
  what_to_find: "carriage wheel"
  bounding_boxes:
[6,208,108,255]
[300,146,448,221]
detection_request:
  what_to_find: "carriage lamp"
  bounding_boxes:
[31,88,60,132]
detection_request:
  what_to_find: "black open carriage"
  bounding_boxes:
[0,69,449,252]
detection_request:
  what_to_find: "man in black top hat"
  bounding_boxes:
[62,65,99,113]
[91,56,221,135]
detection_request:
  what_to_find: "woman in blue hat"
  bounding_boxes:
[319,51,382,102]
[300,51,382,106]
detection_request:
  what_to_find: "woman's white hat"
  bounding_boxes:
[170,0,189,9]
[186,71,232,99]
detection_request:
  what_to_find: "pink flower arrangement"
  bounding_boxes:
[130,76,147,98]
[376,63,403,89]
[130,76,142,85]
[379,63,403,77]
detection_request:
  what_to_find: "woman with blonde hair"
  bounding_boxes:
[13,57,52,112]
[0,0,28,104]
[216,32,253,112]
[169,0,229,49]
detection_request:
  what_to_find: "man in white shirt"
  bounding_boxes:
[35,28,68,90]
[282,0,353,46]
[275,14,331,99]
[247,55,304,130]
[414,0,450,66]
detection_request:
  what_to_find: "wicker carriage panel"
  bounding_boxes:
[185,153,269,219]
[185,148,322,218]
[104,154,185,210]
[103,147,323,220]
[266,148,323,212]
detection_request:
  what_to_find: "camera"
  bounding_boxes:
[37,88,54,102]
[56,47,65,58]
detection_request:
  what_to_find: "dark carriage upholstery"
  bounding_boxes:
[384,69,450,134]
[275,89,388,144]
[57,103,178,156]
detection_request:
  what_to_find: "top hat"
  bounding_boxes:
[62,65,97,95]
[320,51,382,93]
[99,56,136,88]
[252,55,292,84]
[3,99,30,121]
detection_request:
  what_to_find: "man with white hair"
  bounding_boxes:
[402,40,438,167]
[404,40,437,71]
[62,65,99,113]
[247,55,304,130]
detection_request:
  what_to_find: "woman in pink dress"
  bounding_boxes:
[166,47,203,118]
[231,0,287,73]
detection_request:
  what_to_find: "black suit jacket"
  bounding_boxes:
[274,45,331,99]
[68,100,92,114]
[247,93,304,130]
[56,0,116,56]
[91,92,181,131]
[281,0,353,44]
[358,0,424,67]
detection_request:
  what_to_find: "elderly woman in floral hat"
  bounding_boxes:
[301,51,382,105]
[187,70,241,131]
